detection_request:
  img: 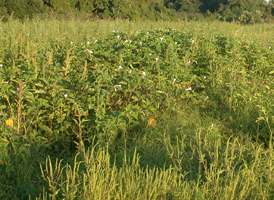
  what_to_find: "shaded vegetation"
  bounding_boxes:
[1,0,274,23]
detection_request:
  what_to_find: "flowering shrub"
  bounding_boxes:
[0,27,274,149]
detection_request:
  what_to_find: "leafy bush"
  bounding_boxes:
[4,0,46,20]
[1,23,274,148]
[239,10,263,24]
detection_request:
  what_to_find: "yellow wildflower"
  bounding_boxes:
[5,119,13,127]
[148,118,157,127]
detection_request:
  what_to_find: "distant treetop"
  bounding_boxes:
[1,0,274,23]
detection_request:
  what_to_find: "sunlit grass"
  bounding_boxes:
[1,18,273,46]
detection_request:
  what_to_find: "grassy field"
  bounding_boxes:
[1,18,274,199]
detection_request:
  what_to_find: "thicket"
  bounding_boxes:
[1,0,274,23]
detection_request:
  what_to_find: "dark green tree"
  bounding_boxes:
[137,0,177,20]
[0,1,8,20]
[217,0,265,20]
[200,0,227,12]
[4,0,46,19]
[164,0,203,12]
[174,0,202,13]
[228,0,263,14]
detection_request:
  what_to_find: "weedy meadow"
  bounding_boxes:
[0,18,274,199]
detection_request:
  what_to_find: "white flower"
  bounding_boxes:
[0,64,2,67]
[173,78,176,84]
[124,39,128,43]
[113,30,115,32]
[87,41,90,44]
[136,31,139,33]
[17,88,20,92]
[118,65,122,70]
[129,70,132,74]
[149,53,152,56]
[188,60,191,64]
[114,85,121,92]
[211,124,214,127]
[186,87,192,91]
[204,76,206,79]
[175,42,177,45]
[160,37,164,41]
[156,58,159,62]
[140,42,142,45]
[147,32,149,34]
[95,40,98,43]
[81,43,83,45]
[142,72,146,76]
[70,41,73,44]
[269,47,271,49]
[129,40,132,44]
[117,35,120,39]
[64,94,68,98]
[206,96,209,99]
[86,49,93,54]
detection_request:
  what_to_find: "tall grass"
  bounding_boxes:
[36,113,274,199]
[1,18,273,46]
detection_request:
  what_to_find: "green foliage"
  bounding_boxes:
[239,10,263,24]
[4,0,46,20]
[166,0,201,13]
[0,0,178,21]
[1,19,274,198]
[1,0,274,22]
[217,0,269,21]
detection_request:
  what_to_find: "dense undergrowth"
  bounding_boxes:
[0,19,274,199]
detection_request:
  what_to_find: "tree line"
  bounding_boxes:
[1,0,274,23]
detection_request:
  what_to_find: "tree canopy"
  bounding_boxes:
[1,0,274,23]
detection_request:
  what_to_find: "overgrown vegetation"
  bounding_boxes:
[1,19,274,199]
